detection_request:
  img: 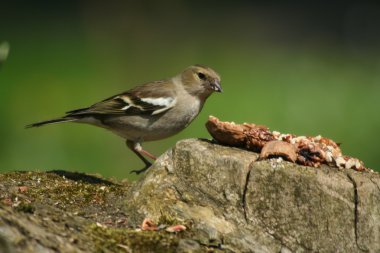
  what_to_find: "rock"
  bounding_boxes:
[128,139,380,253]
[0,234,13,253]
[0,139,379,253]
[176,239,201,253]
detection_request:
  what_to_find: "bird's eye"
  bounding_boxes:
[197,72,206,80]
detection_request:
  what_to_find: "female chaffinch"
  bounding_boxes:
[27,65,222,173]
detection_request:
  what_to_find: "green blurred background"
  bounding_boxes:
[1,1,380,179]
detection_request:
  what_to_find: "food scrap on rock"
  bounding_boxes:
[141,218,159,231]
[206,116,368,172]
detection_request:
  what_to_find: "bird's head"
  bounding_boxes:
[180,64,222,98]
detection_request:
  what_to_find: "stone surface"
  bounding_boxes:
[128,139,380,253]
[0,139,379,253]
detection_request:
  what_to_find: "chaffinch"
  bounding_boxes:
[27,65,222,173]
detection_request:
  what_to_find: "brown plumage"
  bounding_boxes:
[27,65,222,174]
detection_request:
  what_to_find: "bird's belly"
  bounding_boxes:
[103,104,201,141]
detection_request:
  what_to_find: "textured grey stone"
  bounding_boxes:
[128,139,380,253]
[1,139,379,253]
[176,239,201,253]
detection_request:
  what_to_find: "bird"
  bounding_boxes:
[26,64,222,174]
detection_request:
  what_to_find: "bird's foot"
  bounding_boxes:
[130,163,152,175]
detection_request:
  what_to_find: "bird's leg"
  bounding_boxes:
[126,140,157,174]
[136,145,158,160]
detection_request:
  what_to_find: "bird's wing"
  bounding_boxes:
[66,80,177,116]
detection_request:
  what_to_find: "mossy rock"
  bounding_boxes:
[1,139,379,253]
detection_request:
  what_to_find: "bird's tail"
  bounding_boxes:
[25,117,77,128]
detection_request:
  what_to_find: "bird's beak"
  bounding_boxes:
[212,80,223,93]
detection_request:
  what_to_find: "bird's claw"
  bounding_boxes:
[130,164,151,175]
